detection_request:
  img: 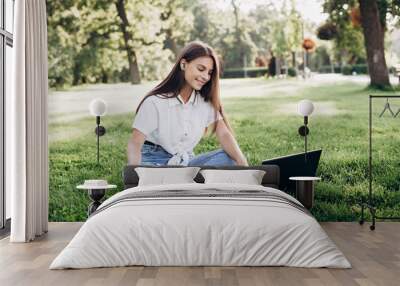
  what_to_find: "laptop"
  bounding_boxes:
[262,149,322,194]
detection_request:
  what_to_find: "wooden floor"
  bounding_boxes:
[0,222,399,286]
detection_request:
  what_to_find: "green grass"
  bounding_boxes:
[49,80,400,222]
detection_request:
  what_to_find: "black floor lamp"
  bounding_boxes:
[297,99,314,163]
[89,99,107,164]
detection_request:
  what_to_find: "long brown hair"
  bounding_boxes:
[136,41,233,134]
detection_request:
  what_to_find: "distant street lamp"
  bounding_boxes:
[297,99,315,163]
[302,38,316,78]
[89,99,107,164]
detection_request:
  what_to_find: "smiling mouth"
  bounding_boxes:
[196,80,207,85]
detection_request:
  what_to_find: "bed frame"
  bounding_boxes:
[123,165,280,190]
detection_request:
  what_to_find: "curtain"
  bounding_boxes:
[8,0,49,242]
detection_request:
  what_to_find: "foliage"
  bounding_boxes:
[343,64,369,74]
[221,67,268,78]
[195,0,258,69]
[49,80,400,222]
[47,0,308,88]
[267,1,303,59]
[312,46,332,67]
[320,1,366,65]
[47,1,124,86]
[245,0,304,71]
[285,0,303,55]
[341,65,353,75]
[287,67,297,77]
[317,22,338,40]
[46,0,192,87]
[321,0,400,65]
[247,4,276,55]
[152,0,194,58]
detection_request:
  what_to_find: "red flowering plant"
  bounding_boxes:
[302,38,316,52]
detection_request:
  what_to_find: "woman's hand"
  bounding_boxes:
[235,155,249,166]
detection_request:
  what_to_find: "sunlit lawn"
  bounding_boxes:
[49,78,400,222]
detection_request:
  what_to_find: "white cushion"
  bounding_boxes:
[135,167,200,186]
[200,169,266,185]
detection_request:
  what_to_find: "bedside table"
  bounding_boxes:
[289,176,321,209]
[77,183,117,216]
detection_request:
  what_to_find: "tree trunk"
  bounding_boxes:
[72,61,82,86]
[359,0,390,88]
[160,6,180,59]
[291,51,296,68]
[231,0,244,68]
[276,57,281,76]
[116,0,141,84]
[164,33,179,59]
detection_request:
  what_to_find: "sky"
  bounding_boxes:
[294,0,328,24]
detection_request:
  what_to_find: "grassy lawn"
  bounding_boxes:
[49,79,400,222]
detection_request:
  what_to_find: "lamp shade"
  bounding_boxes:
[298,100,314,116]
[89,99,107,116]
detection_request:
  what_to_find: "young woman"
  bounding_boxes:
[127,41,248,166]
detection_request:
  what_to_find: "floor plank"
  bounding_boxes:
[0,222,399,286]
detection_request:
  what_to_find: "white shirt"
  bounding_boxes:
[132,90,222,164]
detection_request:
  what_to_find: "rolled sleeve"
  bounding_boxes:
[132,98,158,136]
[206,105,223,127]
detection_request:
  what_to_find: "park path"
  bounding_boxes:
[49,74,398,124]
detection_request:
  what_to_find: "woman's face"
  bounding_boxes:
[181,56,214,91]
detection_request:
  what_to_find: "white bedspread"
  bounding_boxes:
[50,183,351,269]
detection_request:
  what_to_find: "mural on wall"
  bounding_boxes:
[47,0,400,222]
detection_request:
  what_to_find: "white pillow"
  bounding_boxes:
[135,167,200,186]
[200,169,266,185]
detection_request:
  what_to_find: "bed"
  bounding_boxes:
[50,165,351,269]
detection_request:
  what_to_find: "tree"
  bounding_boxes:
[222,1,257,69]
[47,0,131,86]
[158,0,194,59]
[247,3,275,53]
[191,0,211,43]
[46,0,325,87]
[286,0,303,68]
[118,0,194,83]
[47,1,79,86]
[265,1,304,74]
[115,0,141,84]
[319,2,366,67]
[231,0,245,68]
[247,1,304,74]
[189,0,257,70]
[358,0,389,87]
[322,0,400,88]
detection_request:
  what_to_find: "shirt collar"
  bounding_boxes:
[168,90,198,107]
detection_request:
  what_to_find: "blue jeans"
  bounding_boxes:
[141,144,236,166]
